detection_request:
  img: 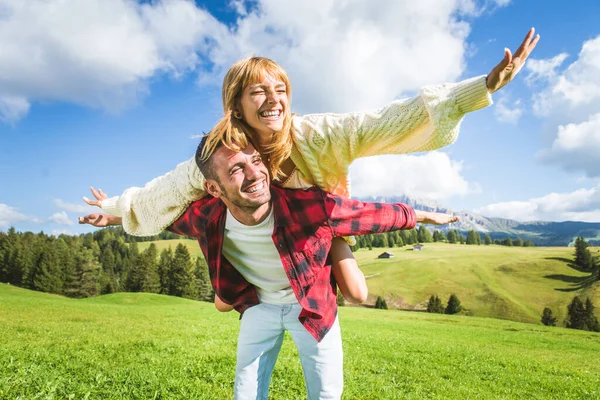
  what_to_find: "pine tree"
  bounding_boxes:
[427,295,445,314]
[195,257,213,302]
[566,296,587,330]
[418,226,433,243]
[375,296,388,310]
[170,244,196,299]
[541,307,557,326]
[447,230,458,244]
[502,237,513,247]
[65,247,101,298]
[483,234,492,245]
[445,294,462,314]
[157,248,173,295]
[466,230,479,245]
[31,242,64,294]
[584,298,600,332]
[574,236,594,270]
[409,229,419,245]
[512,237,524,247]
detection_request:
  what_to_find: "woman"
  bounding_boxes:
[81,28,539,303]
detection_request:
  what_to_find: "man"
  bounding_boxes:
[80,137,457,399]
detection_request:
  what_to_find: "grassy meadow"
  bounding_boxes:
[139,240,599,325]
[2,283,600,399]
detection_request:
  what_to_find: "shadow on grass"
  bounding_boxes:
[544,257,597,292]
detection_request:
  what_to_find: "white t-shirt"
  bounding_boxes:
[222,208,298,304]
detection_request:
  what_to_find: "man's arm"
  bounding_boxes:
[324,194,457,237]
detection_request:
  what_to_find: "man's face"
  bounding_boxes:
[206,144,271,215]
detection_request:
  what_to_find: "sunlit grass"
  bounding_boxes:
[2,284,599,399]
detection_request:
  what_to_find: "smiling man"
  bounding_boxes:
[79,135,457,399]
[167,135,457,399]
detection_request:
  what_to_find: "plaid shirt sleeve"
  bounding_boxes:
[323,193,417,236]
[166,207,198,237]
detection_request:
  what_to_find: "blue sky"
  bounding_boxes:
[1,0,600,235]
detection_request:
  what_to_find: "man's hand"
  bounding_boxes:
[83,187,108,209]
[486,27,540,93]
[415,210,459,225]
[78,213,122,227]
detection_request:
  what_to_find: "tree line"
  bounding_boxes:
[0,227,213,301]
[349,227,534,250]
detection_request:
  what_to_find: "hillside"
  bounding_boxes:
[2,284,599,399]
[138,240,599,325]
[356,244,599,323]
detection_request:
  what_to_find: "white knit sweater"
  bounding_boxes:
[102,75,492,236]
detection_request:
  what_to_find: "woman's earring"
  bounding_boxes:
[233,110,242,119]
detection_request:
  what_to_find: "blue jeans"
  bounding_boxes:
[234,302,343,400]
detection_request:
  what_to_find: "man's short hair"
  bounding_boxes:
[195,134,221,181]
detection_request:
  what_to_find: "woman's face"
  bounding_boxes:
[238,75,289,140]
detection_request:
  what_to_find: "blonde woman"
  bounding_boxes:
[81,28,539,303]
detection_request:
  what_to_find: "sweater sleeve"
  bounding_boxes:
[291,76,491,193]
[100,157,207,236]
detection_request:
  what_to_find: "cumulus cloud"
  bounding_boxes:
[48,211,73,226]
[531,36,600,177]
[494,96,523,124]
[1,0,482,123]
[349,151,480,200]
[475,186,600,222]
[0,203,43,229]
[53,199,93,213]
[532,36,600,116]
[525,52,568,85]
[537,113,600,177]
[211,0,473,114]
[0,0,227,122]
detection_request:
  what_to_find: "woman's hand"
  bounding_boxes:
[415,210,459,225]
[82,187,108,209]
[78,213,122,227]
[486,27,540,93]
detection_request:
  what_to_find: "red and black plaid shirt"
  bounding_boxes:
[168,186,416,341]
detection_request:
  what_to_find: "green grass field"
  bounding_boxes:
[1,283,599,399]
[139,240,600,325]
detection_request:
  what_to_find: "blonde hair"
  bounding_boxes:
[200,57,293,180]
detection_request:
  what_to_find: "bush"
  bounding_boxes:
[541,307,557,326]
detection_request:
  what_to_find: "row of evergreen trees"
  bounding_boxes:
[0,227,212,301]
[427,294,462,314]
[349,228,534,251]
[541,297,599,332]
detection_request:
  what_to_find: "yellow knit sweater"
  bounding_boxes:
[102,75,492,236]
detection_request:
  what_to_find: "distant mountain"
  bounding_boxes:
[357,195,600,246]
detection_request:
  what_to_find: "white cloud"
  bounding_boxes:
[48,211,73,226]
[349,151,480,200]
[0,0,227,122]
[533,36,600,116]
[53,199,93,213]
[0,95,30,124]
[0,0,493,121]
[494,97,523,124]
[475,186,600,222]
[537,113,600,177]
[0,203,43,229]
[525,52,568,85]
[202,0,474,113]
